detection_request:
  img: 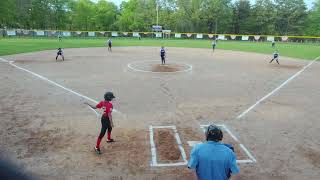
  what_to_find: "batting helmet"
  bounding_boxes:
[206,125,223,142]
[104,92,115,101]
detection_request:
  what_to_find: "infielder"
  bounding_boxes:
[56,48,64,61]
[85,92,115,154]
[160,46,166,65]
[269,50,279,64]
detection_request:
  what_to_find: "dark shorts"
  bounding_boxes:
[108,43,112,47]
[212,45,216,48]
[57,52,62,55]
[274,55,278,58]
[161,56,165,60]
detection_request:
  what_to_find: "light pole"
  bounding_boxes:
[156,3,159,26]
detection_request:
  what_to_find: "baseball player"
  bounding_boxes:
[85,92,115,154]
[160,46,166,65]
[56,48,64,61]
[58,34,62,42]
[272,40,275,48]
[269,50,279,64]
[107,38,112,52]
[212,40,217,52]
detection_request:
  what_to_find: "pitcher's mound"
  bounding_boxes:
[128,61,192,73]
[152,64,184,72]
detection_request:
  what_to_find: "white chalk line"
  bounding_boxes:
[239,144,257,163]
[87,106,100,117]
[200,124,256,163]
[237,159,254,164]
[149,125,188,167]
[149,126,157,166]
[173,127,188,163]
[0,57,121,115]
[237,55,320,119]
[127,60,193,73]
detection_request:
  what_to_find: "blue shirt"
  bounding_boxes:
[160,48,165,56]
[188,141,240,180]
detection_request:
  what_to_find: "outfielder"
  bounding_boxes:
[56,48,64,61]
[58,34,62,42]
[272,40,275,48]
[85,92,115,154]
[269,50,279,64]
[212,40,216,52]
[160,46,166,65]
[107,38,112,52]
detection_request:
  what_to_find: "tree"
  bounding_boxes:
[274,0,307,35]
[232,0,252,34]
[305,0,320,36]
[95,0,117,30]
[15,0,32,29]
[71,0,95,30]
[0,0,16,28]
[199,0,233,33]
[49,0,69,30]
[117,0,156,31]
[251,0,276,34]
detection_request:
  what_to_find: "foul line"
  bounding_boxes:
[237,56,320,119]
[0,57,121,115]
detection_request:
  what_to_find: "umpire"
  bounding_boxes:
[188,125,240,180]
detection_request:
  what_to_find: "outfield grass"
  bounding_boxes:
[0,37,319,60]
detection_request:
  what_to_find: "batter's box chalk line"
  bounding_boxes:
[149,125,188,167]
[199,124,257,164]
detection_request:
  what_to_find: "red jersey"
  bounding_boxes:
[96,101,113,116]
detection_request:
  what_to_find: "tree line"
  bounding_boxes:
[1,0,320,36]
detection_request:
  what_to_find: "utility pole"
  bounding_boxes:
[215,19,218,40]
[156,3,159,26]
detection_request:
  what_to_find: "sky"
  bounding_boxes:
[90,0,316,9]
[91,0,127,6]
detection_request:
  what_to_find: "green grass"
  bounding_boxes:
[0,37,319,60]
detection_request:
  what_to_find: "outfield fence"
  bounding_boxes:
[1,29,320,43]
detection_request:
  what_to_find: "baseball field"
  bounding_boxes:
[1,38,320,179]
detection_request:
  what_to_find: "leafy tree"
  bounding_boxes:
[0,0,16,28]
[232,0,252,34]
[15,0,32,29]
[199,0,233,33]
[251,0,276,34]
[71,0,95,30]
[274,0,307,35]
[95,0,117,30]
[117,0,156,31]
[305,0,320,36]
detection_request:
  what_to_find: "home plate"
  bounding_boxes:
[187,141,202,147]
